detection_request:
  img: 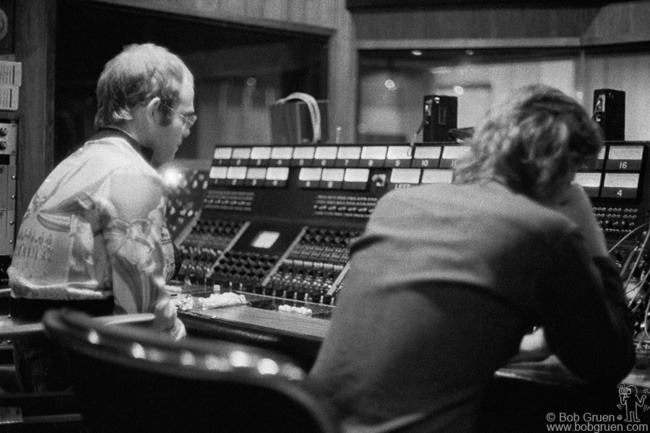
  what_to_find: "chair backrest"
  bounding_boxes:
[42,309,340,433]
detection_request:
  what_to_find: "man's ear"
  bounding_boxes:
[146,97,162,123]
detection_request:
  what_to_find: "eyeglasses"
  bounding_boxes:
[161,102,197,130]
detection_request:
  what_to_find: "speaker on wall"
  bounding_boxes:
[423,95,458,142]
[593,89,625,141]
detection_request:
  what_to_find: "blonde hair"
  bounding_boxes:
[453,84,603,202]
[94,43,194,129]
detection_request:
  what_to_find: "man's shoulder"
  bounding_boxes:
[381,182,451,201]
[79,137,159,178]
[379,181,572,228]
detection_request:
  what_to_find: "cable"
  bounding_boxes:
[275,92,322,143]
[629,270,650,311]
[608,222,649,254]
[408,118,426,157]
[640,295,650,346]
[621,246,640,283]
[608,222,650,253]
[624,224,650,289]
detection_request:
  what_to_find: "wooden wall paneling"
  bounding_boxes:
[345,0,632,9]
[88,0,334,35]
[306,0,327,25]
[244,0,265,17]
[262,0,289,22]
[353,6,604,41]
[288,0,307,22]
[354,2,650,48]
[627,1,650,37]
[15,0,56,227]
[582,1,650,45]
[585,3,633,41]
[220,0,246,16]
[190,0,219,15]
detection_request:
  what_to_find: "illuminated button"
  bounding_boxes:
[343,168,370,190]
[390,168,421,186]
[601,173,640,199]
[314,146,338,167]
[291,146,316,167]
[574,172,602,198]
[231,147,252,166]
[385,146,412,168]
[245,167,267,187]
[226,166,248,186]
[270,146,293,167]
[265,167,290,188]
[421,169,453,184]
[360,146,387,168]
[605,145,644,171]
[440,145,469,168]
[209,166,229,185]
[411,146,441,168]
[335,146,361,168]
[213,146,233,166]
[250,146,272,167]
[298,167,322,188]
[319,168,345,189]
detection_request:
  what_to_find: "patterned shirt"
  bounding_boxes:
[8,134,178,330]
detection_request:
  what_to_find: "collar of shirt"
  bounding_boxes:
[99,125,154,163]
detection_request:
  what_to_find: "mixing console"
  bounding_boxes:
[583,142,650,241]
[165,169,210,242]
[166,141,650,323]
[175,219,248,283]
[264,226,358,301]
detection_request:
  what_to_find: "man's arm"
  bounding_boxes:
[538,184,634,384]
[101,168,185,339]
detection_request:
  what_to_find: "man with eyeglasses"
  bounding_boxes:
[8,43,195,392]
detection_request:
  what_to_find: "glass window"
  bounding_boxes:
[54,0,328,164]
[357,45,650,143]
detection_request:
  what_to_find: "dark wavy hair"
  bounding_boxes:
[94,43,194,129]
[453,84,603,202]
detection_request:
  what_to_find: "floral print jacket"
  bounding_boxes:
[8,135,178,331]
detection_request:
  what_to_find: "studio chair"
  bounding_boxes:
[42,309,341,433]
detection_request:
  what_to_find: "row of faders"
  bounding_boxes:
[247,227,360,305]
[210,249,279,289]
[175,219,248,285]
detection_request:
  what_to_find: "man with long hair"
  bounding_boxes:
[309,85,635,433]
